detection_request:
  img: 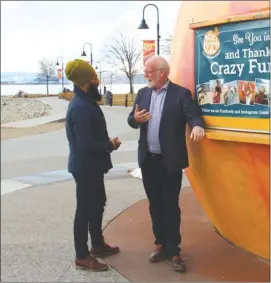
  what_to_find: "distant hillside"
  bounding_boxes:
[1,72,145,84]
[1,72,70,84]
[112,74,145,84]
[1,72,38,84]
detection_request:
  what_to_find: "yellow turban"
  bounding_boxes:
[65,59,98,86]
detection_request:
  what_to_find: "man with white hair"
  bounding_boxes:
[128,56,205,273]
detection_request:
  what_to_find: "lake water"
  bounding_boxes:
[0,83,146,96]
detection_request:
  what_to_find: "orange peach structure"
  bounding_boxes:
[170,1,270,259]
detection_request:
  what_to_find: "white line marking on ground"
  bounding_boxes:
[1,179,33,196]
[1,162,139,196]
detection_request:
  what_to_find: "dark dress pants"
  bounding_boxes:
[141,153,182,257]
[72,170,106,259]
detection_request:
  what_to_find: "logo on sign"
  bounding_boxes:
[203,27,221,59]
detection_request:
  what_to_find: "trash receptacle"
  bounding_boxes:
[109,93,113,107]
[104,91,112,105]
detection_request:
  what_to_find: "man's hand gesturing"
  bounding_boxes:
[134,104,151,124]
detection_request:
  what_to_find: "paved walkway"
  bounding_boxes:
[1,157,192,282]
[1,105,138,179]
[1,103,142,281]
[103,187,270,282]
[1,173,146,282]
[2,102,268,282]
[1,162,138,196]
[1,97,133,128]
[3,164,268,282]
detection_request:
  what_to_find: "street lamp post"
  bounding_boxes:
[81,42,93,65]
[138,3,160,55]
[95,61,102,94]
[56,56,64,92]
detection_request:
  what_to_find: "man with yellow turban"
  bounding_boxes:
[65,59,121,272]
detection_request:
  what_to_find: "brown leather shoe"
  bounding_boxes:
[75,255,108,272]
[149,245,165,262]
[167,255,186,273]
[90,243,120,257]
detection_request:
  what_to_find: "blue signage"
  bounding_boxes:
[195,19,270,118]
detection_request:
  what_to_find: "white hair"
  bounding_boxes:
[146,56,170,76]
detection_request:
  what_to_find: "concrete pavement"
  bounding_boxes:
[1,102,145,282]
[1,97,133,129]
[1,104,135,161]
[1,161,192,282]
[1,162,138,196]
[103,187,270,282]
[1,100,192,282]
[1,176,146,282]
[1,101,137,178]
[2,98,269,282]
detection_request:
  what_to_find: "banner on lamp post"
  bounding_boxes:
[143,40,155,65]
[57,69,62,79]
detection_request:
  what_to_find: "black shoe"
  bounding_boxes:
[90,243,120,257]
[167,256,186,273]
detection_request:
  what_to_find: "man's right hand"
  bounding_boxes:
[134,104,151,124]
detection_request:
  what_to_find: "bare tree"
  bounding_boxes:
[105,32,141,95]
[102,64,118,87]
[36,58,57,95]
[106,69,117,88]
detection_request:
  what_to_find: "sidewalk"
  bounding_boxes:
[1,170,146,282]
[2,169,269,282]
[1,100,145,282]
[1,98,132,129]
[1,162,138,196]
[103,186,270,282]
[4,99,267,282]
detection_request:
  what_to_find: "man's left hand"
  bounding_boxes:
[110,137,121,150]
[190,126,205,142]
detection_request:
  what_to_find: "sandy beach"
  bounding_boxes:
[1,96,53,124]
[1,96,65,139]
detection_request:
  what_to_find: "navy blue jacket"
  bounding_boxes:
[66,86,113,174]
[127,81,204,172]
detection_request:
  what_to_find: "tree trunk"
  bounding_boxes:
[129,78,133,95]
[46,76,49,95]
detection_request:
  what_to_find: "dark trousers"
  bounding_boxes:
[72,171,106,259]
[141,153,182,257]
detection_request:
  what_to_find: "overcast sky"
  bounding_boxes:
[1,1,181,73]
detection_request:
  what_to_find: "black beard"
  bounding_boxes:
[87,84,102,102]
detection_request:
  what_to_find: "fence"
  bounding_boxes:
[59,92,135,107]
